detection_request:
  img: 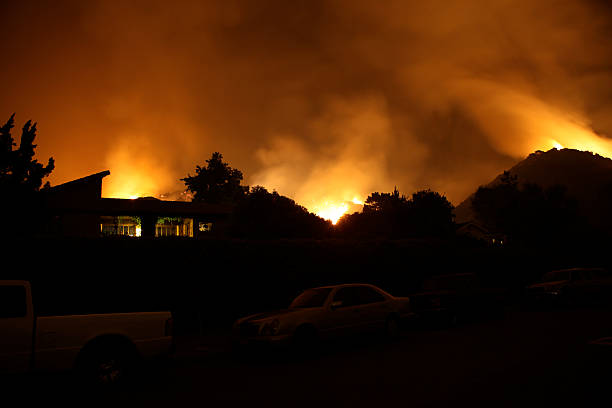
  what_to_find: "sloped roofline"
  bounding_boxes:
[49,170,110,191]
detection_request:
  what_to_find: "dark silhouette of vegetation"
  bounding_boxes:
[0,114,54,197]
[337,188,455,238]
[230,186,332,239]
[471,171,586,244]
[182,152,248,204]
[1,114,55,236]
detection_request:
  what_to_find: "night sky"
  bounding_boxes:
[2,0,612,220]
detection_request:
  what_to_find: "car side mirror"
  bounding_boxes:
[330,300,343,310]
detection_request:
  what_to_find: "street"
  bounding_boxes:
[12,306,612,408]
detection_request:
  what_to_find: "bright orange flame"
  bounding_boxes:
[314,202,349,224]
[551,140,564,150]
[310,196,365,224]
[103,136,175,199]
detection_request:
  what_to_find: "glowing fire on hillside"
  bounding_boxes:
[102,119,612,226]
[314,202,349,225]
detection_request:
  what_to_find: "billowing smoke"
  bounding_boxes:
[1,0,611,219]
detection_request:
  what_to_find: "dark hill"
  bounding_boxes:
[455,148,612,229]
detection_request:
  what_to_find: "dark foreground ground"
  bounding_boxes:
[8,305,612,408]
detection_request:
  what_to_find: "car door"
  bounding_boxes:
[325,286,367,337]
[0,281,34,373]
[352,286,393,332]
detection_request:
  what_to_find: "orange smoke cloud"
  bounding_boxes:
[102,135,176,199]
[252,96,425,221]
[1,0,611,219]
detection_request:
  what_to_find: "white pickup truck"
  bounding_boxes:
[0,280,174,385]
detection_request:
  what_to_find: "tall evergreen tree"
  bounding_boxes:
[0,114,55,197]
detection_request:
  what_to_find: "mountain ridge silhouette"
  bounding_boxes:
[455,148,612,230]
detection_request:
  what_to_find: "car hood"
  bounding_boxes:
[527,280,569,289]
[236,308,305,325]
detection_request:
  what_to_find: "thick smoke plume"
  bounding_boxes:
[1,0,611,217]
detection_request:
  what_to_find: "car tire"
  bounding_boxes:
[385,315,400,340]
[76,340,138,388]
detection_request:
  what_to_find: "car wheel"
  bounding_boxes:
[385,315,400,340]
[76,342,138,387]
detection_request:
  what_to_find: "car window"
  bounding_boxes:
[332,287,358,308]
[355,286,386,304]
[0,285,27,318]
[333,286,385,307]
[290,288,332,308]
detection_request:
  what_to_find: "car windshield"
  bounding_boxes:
[290,288,332,308]
[542,270,571,282]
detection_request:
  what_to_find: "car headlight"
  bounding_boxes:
[260,319,280,336]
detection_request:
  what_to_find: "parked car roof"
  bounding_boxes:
[312,283,383,289]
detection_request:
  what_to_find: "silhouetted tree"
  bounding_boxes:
[182,152,248,204]
[0,114,54,196]
[471,171,585,244]
[363,187,407,213]
[0,114,55,237]
[337,187,454,238]
[408,189,455,237]
[471,171,519,236]
[231,186,332,239]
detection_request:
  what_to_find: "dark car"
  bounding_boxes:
[525,267,612,307]
[232,284,414,350]
[409,273,508,326]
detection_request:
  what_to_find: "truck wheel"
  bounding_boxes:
[77,342,138,387]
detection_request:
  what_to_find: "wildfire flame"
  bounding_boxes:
[314,202,350,224]
[102,137,175,200]
[551,140,564,150]
[311,196,365,224]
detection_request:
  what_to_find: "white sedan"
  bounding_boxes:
[233,283,414,348]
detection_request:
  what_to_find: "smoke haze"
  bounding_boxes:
[1,0,611,215]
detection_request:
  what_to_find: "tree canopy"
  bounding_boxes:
[230,186,332,239]
[182,152,248,204]
[337,188,455,238]
[471,171,585,243]
[0,114,55,197]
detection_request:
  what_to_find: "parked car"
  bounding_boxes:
[0,280,174,385]
[233,283,414,349]
[525,267,612,307]
[409,273,508,326]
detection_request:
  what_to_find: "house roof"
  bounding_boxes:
[43,170,232,218]
[456,220,490,235]
[49,170,110,193]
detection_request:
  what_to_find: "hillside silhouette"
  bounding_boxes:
[455,148,612,232]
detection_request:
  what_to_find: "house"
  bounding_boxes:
[41,170,232,238]
[456,220,506,245]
